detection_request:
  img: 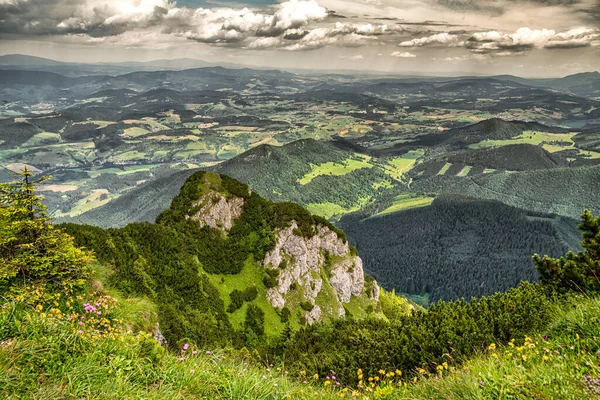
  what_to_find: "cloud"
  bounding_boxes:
[398,32,461,47]
[0,0,328,40]
[282,25,376,50]
[391,51,417,57]
[466,27,600,53]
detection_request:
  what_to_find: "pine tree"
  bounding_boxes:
[0,168,92,295]
[534,209,600,293]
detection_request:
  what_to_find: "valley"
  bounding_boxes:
[1,56,599,308]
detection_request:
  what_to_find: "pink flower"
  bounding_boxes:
[332,376,336,380]
[206,351,212,355]
[78,321,83,326]
[67,317,72,321]
[77,330,83,334]
[192,350,197,355]
[336,382,340,386]
[183,343,189,351]
[97,311,102,315]
[190,369,195,374]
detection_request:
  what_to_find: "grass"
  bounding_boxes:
[470,131,577,150]
[437,163,452,176]
[205,256,294,335]
[456,165,472,177]
[306,202,352,220]
[298,155,373,185]
[0,302,337,399]
[21,132,62,147]
[374,194,435,216]
[123,127,151,137]
[382,150,425,181]
[387,295,600,399]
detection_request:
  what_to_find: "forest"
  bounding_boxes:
[339,196,577,302]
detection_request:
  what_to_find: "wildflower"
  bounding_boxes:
[479,381,485,386]
[326,376,331,380]
[183,343,189,351]
[395,369,402,376]
[274,383,278,387]
[77,330,83,334]
[332,375,336,380]
[67,317,72,321]
[378,369,385,375]
[192,350,197,355]
[206,350,212,355]
[190,369,195,374]
[336,382,341,386]
[324,380,331,386]
[78,321,83,326]
[488,343,496,351]
[543,355,549,361]
[97,311,102,315]
[314,373,319,380]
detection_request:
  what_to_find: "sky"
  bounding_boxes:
[0,0,598,76]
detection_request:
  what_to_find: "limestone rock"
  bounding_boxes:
[305,305,322,325]
[263,221,367,324]
[189,193,244,233]
[372,281,381,301]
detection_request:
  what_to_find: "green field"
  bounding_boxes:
[375,194,435,216]
[456,165,472,177]
[437,163,452,176]
[471,131,576,149]
[383,149,425,181]
[205,256,292,335]
[298,155,373,185]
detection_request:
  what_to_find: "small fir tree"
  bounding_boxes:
[0,168,92,295]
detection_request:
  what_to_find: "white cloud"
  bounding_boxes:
[391,51,417,57]
[467,27,600,53]
[398,32,460,47]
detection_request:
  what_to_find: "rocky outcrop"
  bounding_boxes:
[189,193,244,233]
[152,323,167,347]
[264,221,367,323]
[371,281,381,301]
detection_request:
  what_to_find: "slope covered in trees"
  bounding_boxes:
[63,171,386,347]
[339,196,578,302]
[411,164,600,219]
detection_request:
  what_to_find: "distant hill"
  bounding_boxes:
[0,54,67,66]
[62,168,199,228]
[411,164,600,219]
[70,139,396,227]
[411,144,565,177]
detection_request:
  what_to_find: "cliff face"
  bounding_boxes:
[188,192,245,233]
[264,222,365,323]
